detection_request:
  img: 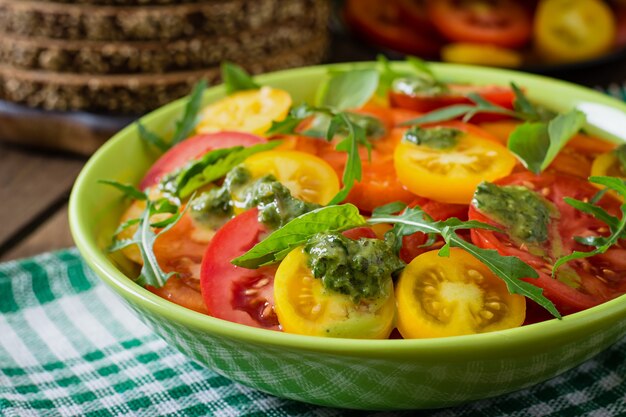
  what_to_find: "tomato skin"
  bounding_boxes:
[396,248,526,338]
[469,172,626,315]
[139,132,266,190]
[344,0,444,57]
[200,208,280,330]
[426,0,532,48]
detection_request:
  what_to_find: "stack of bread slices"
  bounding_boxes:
[0,0,330,115]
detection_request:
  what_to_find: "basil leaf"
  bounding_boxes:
[316,68,379,111]
[542,110,586,171]
[507,122,550,174]
[221,61,260,94]
[231,204,366,269]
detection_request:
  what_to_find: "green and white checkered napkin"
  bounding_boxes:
[1,249,625,416]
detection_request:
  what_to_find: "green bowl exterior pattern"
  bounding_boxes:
[69,62,626,410]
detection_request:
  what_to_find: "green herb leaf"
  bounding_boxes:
[614,144,626,173]
[507,122,550,174]
[175,141,282,198]
[508,110,586,174]
[231,204,366,269]
[316,68,379,111]
[368,204,560,318]
[221,61,260,94]
[170,80,207,146]
[400,105,477,126]
[553,176,626,277]
[137,121,169,152]
[328,113,366,205]
[98,180,147,201]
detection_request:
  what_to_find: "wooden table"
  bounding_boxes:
[3,31,626,262]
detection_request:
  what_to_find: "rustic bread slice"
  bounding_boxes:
[0,0,325,41]
[35,0,202,5]
[0,36,328,114]
[0,22,325,74]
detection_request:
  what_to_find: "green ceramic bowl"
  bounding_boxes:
[69,62,626,410]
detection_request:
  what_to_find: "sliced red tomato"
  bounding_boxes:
[426,0,532,48]
[148,276,208,314]
[469,172,626,315]
[200,208,280,330]
[389,83,516,117]
[397,0,438,34]
[139,132,265,190]
[344,0,444,57]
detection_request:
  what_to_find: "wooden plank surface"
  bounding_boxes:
[0,204,73,261]
[0,143,85,259]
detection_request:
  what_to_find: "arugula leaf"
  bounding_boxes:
[136,80,207,151]
[553,176,626,277]
[102,181,185,288]
[175,141,282,198]
[98,180,147,201]
[221,61,260,94]
[170,80,207,147]
[399,97,517,126]
[508,110,586,174]
[328,113,366,205]
[231,204,366,269]
[137,121,169,152]
[316,68,379,111]
[510,83,556,122]
[368,203,561,318]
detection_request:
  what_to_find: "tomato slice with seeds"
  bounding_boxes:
[394,123,516,204]
[200,208,280,330]
[469,172,626,315]
[426,0,532,48]
[139,132,266,190]
[344,0,444,57]
[396,248,526,338]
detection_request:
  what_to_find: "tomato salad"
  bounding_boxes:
[107,60,626,340]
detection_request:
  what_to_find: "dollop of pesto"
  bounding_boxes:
[392,75,448,96]
[304,232,405,303]
[190,166,319,230]
[473,182,552,244]
[403,126,462,150]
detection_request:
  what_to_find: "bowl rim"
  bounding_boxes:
[70,61,626,357]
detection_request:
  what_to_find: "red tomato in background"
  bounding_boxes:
[426,0,532,48]
[139,132,265,190]
[200,208,280,330]
[344,0,444,57]
[469,172,626,315]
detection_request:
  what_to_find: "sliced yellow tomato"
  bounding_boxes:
[243,150,340,205]
[394,129,516,204]
[441,43,523,68]
[478,120,521,145]
[196,86,292,135]
[534,0,616,63]
[591,151,624,178]
[274,247,396,339]
[396,248,526,339]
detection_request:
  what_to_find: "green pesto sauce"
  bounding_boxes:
[473,182,552,244]
[304,232,405,303]
[190,166,319,230]
[403,126,462,150]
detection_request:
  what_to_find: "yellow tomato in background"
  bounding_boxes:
[196,86,292,135]
[534,0,616,63]
[396,248,526,339]
[441,43,523,68]
[274,247,396,339]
